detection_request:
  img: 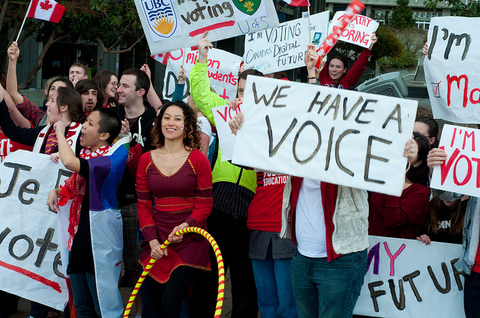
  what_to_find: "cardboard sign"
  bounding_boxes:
[162,48,241,102]
[330,12,379,49]
[232,76,418,196]
[212,104,242,161]
[134,0,279,55]
[430,124,480,197]
[0,151,70,310]
[354,236,464,317]
[424,17,480,123]
[244,11,329,74]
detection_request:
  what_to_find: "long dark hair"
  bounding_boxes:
[426,195,466,238]
[406,132,430,187]
[415,117,439,149]
[151,101,200,150]
[93,69,118,106]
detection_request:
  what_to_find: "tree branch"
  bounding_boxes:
[95,34,145,54]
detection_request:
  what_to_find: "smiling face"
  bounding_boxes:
[161,105,185,142]
[80,111,105,151]
[47,81,67,100]
[45,93,62,124]
[328,58,347,81]
[104,75,118,100]
[117,74,140,106]
[81,89,98,114]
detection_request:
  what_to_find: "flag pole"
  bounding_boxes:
[308,5,311,44]
[15,8,29,43]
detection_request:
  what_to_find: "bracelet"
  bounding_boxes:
[307,75,317,79]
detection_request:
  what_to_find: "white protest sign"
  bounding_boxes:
[244,11,329,74]
[430,124,480,197]
[162,48,241,102]
[212,104,242,161]
[329,12,378,49]
[134,0,279,55]
[0,151,70,310]
[354,236,464,317]
[424,17,480,123]
[232,76,418,196]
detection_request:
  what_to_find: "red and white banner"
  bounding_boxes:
[282,0,310,7]
[27,0,65,23]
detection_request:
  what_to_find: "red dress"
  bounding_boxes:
[136,149,213,283]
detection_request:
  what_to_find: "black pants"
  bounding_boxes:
[193,208,258,318]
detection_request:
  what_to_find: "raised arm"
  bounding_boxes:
[54,121,80,172]
[140,64,163,111]
[6,42,24,105]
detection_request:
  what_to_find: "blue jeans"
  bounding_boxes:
[69,272,101,318]
[290,249,367,318]
[251,252,297,318]
[465,271,480,318]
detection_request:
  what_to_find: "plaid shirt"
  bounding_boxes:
[17,96,45,128]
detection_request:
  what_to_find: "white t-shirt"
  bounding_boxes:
[197,116,213,148]
[295,178,327,258]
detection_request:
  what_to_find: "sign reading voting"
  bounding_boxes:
[354,236,464,318]
[135,0,279,54]
[244,11,329,74]
[431,124,480,198]
[424,17,479,123]
[232,76,418,196]
[0,151,70,310]
[330,12,379,49]
[162,48,241,102]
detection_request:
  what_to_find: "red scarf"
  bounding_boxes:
[58,145,110,250]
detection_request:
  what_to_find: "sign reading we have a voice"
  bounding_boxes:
[232,77,418,196]
[431,124,480,197]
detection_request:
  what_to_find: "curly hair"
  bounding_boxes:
[151,101,201,150]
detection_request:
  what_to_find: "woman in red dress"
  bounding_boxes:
[136,100,213,317]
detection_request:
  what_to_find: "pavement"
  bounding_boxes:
[10,273,237,318]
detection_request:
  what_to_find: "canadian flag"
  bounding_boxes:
[27,0,65,23]
[282,0,310,7]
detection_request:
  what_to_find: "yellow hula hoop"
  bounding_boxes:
[123,227,225,318]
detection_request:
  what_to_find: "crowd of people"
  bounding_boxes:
[0,28,478,318]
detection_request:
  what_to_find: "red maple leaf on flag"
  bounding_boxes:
[39,0,53,11]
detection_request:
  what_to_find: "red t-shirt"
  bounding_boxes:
[0,130,32,162]
[473,230,480,273]
[246,172,289,232]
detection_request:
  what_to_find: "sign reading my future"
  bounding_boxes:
[232,77,418,196]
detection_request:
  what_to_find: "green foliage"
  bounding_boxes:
[425,0,480,16]
[379,49,418,69]
[391,0,416,29]
[370,26,403,61]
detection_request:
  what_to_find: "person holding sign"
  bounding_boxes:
[135,101,213,317]
[368,133,431,239]
[304,32,377,89]
[47,108,127,317]
[427,148,480,318]
[189,31,261,317]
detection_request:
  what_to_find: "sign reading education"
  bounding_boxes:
[354,236,464,317]
[232,76,418,196]
[244,11,329,74]
[424,17,479,123]
[162,48,241,102]
[0,151,70,310]
[330,11,378,49]
[134,0,279,55]
[431,124,480,197]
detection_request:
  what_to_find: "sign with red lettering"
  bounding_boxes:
[431,124,480,197]
[243,11,329,74]
[330,12,378,49]
[424,17,478,123]
[161,48,241,102]
[212,103,242,161]
[0,151,70,310]
[232,76,418,196]
[354,236,464,317]
[134,0,279,55]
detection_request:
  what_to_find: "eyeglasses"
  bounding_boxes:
[110,81,120,88]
